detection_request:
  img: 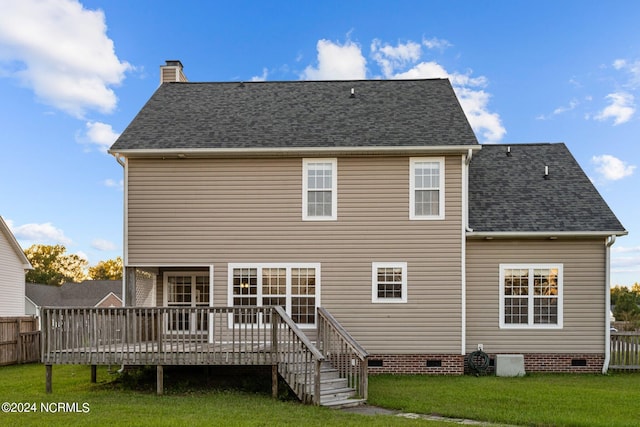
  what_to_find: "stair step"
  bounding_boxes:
[320,386,357,401]
[321,397,366,409]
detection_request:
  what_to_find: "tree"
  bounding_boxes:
[88,257,123,280]
[24,244,88,285]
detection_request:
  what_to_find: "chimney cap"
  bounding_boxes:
[165,60,184,68]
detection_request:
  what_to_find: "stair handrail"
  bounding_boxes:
[317,307,369,400]
[317,307,368,360]
[272,306,324,404]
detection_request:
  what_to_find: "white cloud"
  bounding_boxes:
[553,99,579,115]
[592,154,636,181]
[613,59,627,70]
[91,238,116,251]
[537,99,580,121]
[301,39,367,80]
[595,92,635,125]
[81,121,120,151]
[422,37,452,50]
[10,222,72,245]
[251,68,268,82]
[0,0,131,117]
[104,178,123,190]
[455,87,506,142]
[612,58,640,88]
[371,39,422,78]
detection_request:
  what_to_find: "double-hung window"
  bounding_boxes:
[303,159,337,220]
[410,157,445,220]
[229,263,320,327]
[499,264,563,329]
[372,262,407,303]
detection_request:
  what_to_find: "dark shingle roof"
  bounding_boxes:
[469,143,626,234]
[110,79,478,151]
[26,280,123,307]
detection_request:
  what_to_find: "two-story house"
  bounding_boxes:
[107,60,625,375]
[40,60,627,404]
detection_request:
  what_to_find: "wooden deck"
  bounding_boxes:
[41,306,368,406]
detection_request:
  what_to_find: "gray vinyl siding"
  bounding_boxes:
[0,231,26,316]
[127,155,463,354]
[466,238,607,354]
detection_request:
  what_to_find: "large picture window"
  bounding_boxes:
[410,157,445,220]
[228,263,320,327]
[303,159,337,220]
[499,264,563,329]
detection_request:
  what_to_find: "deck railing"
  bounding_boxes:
[610,331,640,370]
[317,307,369,400]
[42,307,305,367]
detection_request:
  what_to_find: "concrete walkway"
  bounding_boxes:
[342,405,518,426]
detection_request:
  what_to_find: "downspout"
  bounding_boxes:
[464,149,473,233]
[461,149,473,356]
[603,234,616,374]
[111,151,127,374]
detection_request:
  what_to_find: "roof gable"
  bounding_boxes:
[0,216,32,269]
[468,143,626,234]
[110,79,479,152]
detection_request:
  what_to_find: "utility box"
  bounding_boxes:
[495,354,526,377]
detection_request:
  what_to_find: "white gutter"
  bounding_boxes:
[467,231,628,238]
[603,234,616,374]
[108,144,482,159]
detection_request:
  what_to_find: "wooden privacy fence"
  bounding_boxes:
[610,331,640,370]
[0,317,41,365]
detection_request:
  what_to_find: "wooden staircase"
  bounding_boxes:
[274,307,369,408]
[279,359,365,408]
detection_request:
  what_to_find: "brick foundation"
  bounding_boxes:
[367,353,605,375]
[367,354,465,375]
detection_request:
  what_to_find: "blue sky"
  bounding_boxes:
[0,0,638,285]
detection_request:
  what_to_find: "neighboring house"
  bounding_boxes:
[0,216,32,316]
[97,61,625,376]
[26,280,123,318]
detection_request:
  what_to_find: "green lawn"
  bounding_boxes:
[0,364,424,427]
[368,373,640,427]
[1,364,639,426]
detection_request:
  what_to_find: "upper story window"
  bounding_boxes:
[499,264,563,329]
[409,157,445,220]
[303,159,337,220]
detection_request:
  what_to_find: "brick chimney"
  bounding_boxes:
[160,60,188,83]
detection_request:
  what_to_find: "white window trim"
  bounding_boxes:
[372,262,408,304]
[409,157,445,220]
[227,263,321,328]
[302,158,337,221]
[499,263,563,330]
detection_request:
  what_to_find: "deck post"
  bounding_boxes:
[45,365,52,393]
[125,267,137,307]
[157,365,163,395]
[271,364,278,399]
[91,365,97,383]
